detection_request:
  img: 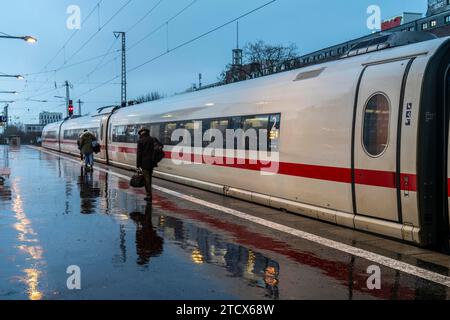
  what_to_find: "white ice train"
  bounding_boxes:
[43,32,450,249]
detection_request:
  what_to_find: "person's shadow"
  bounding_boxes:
[78,166,101,215]
[130,204,164,267]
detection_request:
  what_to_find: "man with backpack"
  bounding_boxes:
[79,129,98,171]
[136,127,164,201]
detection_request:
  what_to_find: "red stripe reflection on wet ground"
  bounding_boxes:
[112,173,416,299]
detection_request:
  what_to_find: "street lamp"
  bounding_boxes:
[27,99,48,103]
[23,36,37,44]
[0,33,37,44]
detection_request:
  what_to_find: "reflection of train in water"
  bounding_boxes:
[43,32,450,249]
[158,214,281,299]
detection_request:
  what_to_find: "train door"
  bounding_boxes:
[100,116,109,161]
[353,60,410,222]
[100,117,108,160]
[447,67,450,245]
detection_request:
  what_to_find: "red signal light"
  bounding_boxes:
[68,101,74,116]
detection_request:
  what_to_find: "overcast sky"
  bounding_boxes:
[0,0,427,124]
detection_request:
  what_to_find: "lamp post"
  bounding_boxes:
[0,34,37,43]
[27,99,48,103]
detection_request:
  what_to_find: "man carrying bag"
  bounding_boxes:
[135,127,164,202]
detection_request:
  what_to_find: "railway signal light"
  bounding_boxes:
[68,100,74,117]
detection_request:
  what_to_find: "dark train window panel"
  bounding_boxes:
[162,123,178,145]
[149,124,161,141]
[242,115,270,151]
[45,131,57,140]
[363,93,390,157]
[269,114,281,152]
[204,119,229,148]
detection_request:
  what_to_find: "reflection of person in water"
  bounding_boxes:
[130,203,164,266]
[78,166,101,215]
[264,261,280,300]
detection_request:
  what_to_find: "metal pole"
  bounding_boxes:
[65,81,70,118]
[4,104,8,128]
[122,33,127,106]
[77,99,83,116]
[114,32,127,107]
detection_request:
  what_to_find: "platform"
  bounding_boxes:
[0,145,450,300]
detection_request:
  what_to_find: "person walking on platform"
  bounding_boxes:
[137,127,156,202]
[79,129,97,170]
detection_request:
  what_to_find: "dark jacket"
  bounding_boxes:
[79,131,96,154]
[137,133,156,170]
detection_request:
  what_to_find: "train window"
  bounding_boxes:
[363,93,390,157]
[45,131,57,140]
[162,123,177,145]
[242,115,270,151]
[113,125,126,143]
[149,124,160,141]
[125,125,138,143]
[176,121,197,146]
[204,119,229,148]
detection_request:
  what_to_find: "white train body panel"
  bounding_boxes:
[42,35,450,248]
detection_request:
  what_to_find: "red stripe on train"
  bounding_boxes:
[107,146,419,191]
[45,143,425,193]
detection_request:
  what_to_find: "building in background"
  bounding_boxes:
[23,124,45,135]
[427,0,450,16]
[382,13,423,31]
[39,111,62,125]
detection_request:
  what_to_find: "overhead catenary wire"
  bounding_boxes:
[73,0,167,86]
[27,0,132,97]
[74,0,199,99]
[128,0,198,51]
[24,49,121,77]
[74,0,200,95]
[76,0,277,99]
[64,0,133,65]
[26,0,105,97]
[31,0,105,81]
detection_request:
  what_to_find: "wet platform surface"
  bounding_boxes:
[1,145,450,300]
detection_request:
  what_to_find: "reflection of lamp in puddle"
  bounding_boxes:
[192,249,204,264]
[11,182,44,300]
[23,269,43,300]
[246,249,256,274]
[159,216,166,227]
[264,266,279,287]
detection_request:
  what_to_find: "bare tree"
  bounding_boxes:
[243,40,298,77]
[219,40,299,82]
[134,91,164,104]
